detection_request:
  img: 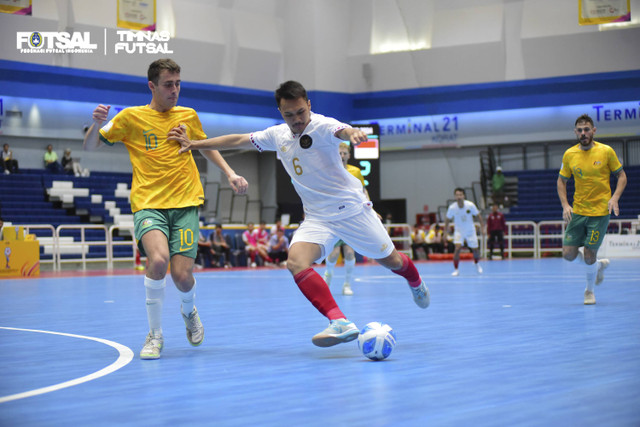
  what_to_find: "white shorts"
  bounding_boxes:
[290,203,395,263]
[453,229,479,249]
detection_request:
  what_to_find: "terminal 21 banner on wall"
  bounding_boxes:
[354,100,640,151]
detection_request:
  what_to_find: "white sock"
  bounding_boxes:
[179,280,196,316]
[585,261,598,292]
[344,258,356,284]
[144,276,166,337]
[325,258,336,275]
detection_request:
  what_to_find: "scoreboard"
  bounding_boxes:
[349,123,381,201]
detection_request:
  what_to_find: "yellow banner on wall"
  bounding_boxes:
[117,0,156,31]
[1,240,40,278]
[0,0,31,15]
[579,0,631,25]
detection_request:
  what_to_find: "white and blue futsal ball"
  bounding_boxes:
[357,322,396,360]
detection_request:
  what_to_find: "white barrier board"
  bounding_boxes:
[600,235,640,258]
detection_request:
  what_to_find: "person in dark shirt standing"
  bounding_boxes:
[486,203,507,259]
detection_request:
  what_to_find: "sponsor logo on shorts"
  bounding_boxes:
[381,243,388,252]
[141,219,153,228]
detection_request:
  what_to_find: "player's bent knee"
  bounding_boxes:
[171,271,193,289]
[376,251,402,270]
[147,254,169,273]
[284,256,311,276]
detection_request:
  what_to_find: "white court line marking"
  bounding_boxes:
[0,327,134,404]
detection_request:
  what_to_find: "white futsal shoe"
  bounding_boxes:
[584,290,596,305]
[182,306,204,346]
[451,269,459,277]
[140,333,164,360]
[595,259,610,285]
[476,263,483,274]
[342,282,353,296]
[410,280,430,309]
[311,319,359,347]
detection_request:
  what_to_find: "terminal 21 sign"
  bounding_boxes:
[356,101,640,149]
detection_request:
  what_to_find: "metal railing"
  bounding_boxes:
[56,225,109,270]
[503,221,538,258]
[108,225,139,269]
[536,219,635,257]
[384,223,412,257]
[9,219,637,272]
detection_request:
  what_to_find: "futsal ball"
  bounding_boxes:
[357,322,396,361]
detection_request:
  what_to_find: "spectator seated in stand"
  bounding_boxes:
[267,227,289,266]
[426,224,445,254]
[196,230,214,268]
[242,222,260,267]
[410,224,429,260]
[62,148,90,177]
[43,144,62,174]
[210,224,233,268]
[1,144,19,174]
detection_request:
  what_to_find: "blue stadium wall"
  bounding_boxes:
[2,59,639,123]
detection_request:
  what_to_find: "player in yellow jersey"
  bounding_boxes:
[83,59,248,359]
[323,142,370,296]
[557,114,627,305]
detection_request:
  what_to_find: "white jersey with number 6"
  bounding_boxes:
[250,113,368,221]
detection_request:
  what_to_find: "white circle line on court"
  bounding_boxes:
[0,326,134,404]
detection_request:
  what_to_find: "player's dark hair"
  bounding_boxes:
[275,81,308,107]
[454,187,466,196]
[575,114,594,127]
[148,59,180,84]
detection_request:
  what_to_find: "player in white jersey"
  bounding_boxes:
[169,80,430,349]
[443,188,484,276]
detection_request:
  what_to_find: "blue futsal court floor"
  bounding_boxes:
[1,258,639,427]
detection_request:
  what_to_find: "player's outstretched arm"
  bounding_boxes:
[608,169,627,216]
[336,127,368,146]
[200,150,248,195]
[168,126,252,153]
[83,104,110,151]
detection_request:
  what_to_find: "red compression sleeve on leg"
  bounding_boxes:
[294,268,345,320]
[392,252,422,288]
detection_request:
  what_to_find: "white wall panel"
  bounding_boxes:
[521,28,640,79]
[431,3,504,48]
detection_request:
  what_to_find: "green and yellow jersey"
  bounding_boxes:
[99,105,207,213]
[559,141,623,216]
